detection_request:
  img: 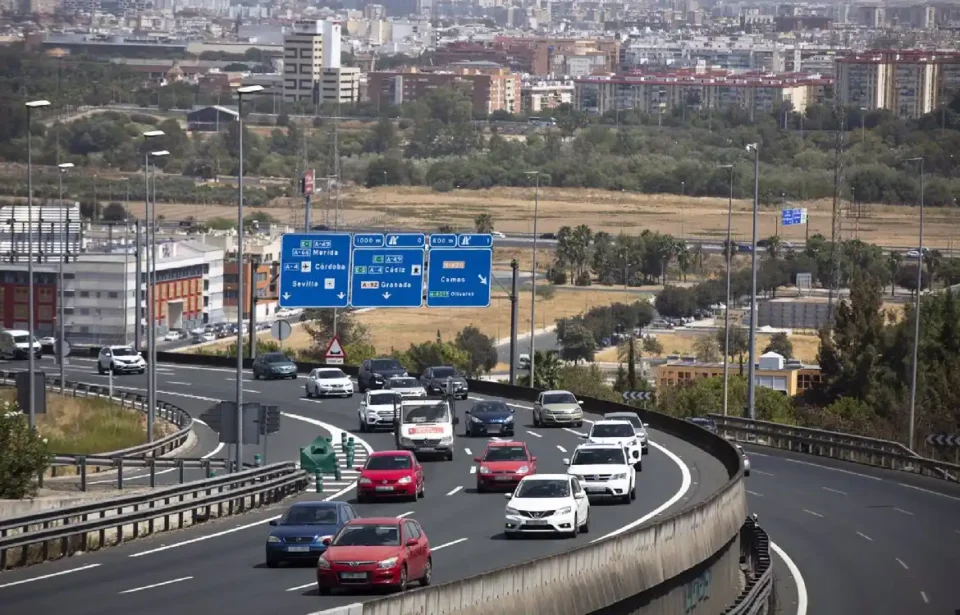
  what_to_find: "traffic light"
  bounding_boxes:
[260,405,281,435]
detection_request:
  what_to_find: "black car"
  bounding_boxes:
[464,400,514,437]
[420,365,468,399]
[357,358,407,392]
[687,417,718,433]
[252,352,298,380]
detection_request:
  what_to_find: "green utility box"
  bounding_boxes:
[300,436,338,475]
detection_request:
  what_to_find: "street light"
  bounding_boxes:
[141,129,164,445]
[25,99,50,430]
[905,157,924,451]
[718,164,734,417]
[57,162,74,395]
[235,84,264,470]
[149,150,169,443]
[745,143,760,420]
[524,171,542,388]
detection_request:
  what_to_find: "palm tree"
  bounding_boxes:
[888,251,902,297]
[721,239,737,263]
[675,242,692,282]
[474,213,494,233]
[765,235,783,260]
[923,249,943,290]
[521,350,562,389]
[692,243,705,275]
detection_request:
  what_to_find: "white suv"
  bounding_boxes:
[584,420,643,470]
[565,443,636,504]
[97,346,146,375]
[358,390,401,432]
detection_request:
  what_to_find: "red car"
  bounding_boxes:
[474,441,537,492]
[316,517,432,594]
[356,450,425,503]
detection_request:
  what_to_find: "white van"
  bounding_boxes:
[0,329,42,360]
[394,399,458,460]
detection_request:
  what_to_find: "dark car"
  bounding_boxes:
[265,501,357,568]
[358,358,408,392]
[252,352,298,380]
[420,365,468,399]
[465,400,514,437]
[687,416,718,433]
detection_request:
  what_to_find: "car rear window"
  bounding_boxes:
[483,446,527,462]
[366,455,412,470]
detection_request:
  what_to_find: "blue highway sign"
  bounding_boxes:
[457,234,494,248]
[429,234,458,248]
[781,208,807,226]
[351,235,426,308]
[426,234,493,308]
[385,233,426,248]
[278,233,351,308]
[354,233,384,248]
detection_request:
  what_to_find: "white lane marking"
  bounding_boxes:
[857,531,873,542]
[747,451,771,457]
[822,487,847,495]
[286,582,316,592]
[0,563,102,589]
[770,542,808,615]
[898,482,960,502]
[581,418,594,424]
[396,511,414,518]
[896,558,909,570]
[118,576,192,594]
[129,414,371,558]
[432,538,468,551]
[88,441,226,485]
[593,440,692,541]
[747,490,764,497]
[783,458,882,481]
[894,507,914,516]
[562,428,586,437]
[166,381,192,386]
[753,470,775,476]
[556,445,567,453]
[242,388,260,394]
[526,430,542,438]
[470,466,476,474]
[446,486,463,496]
[464,448,472,456]
[920,591,929,604]
[802,509,824,518]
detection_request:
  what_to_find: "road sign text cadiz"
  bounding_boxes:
[279,233,351,309]
[350,236,426,308]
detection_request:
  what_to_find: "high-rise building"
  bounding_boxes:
[836,50,951,118]
[282,20,359,106]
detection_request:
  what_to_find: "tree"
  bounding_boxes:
[717,325,750,374]
[398,340,470,373]
[454,325,498,376]
[0,402,52,498]
[655,286,697,318]
[535,284,556,302]
[763,332,794,359]
[765,235,784,260]
[693,334,721,362]
[518,350,562,388]
[642,336,664,355]
[300,309,368,361]
[558,321,597,363]
[887,251,903,297]
[556,364,619,402]
[101,202,128,222]
[474,213,494,233]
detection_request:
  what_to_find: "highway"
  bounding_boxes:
[0,356,728,614]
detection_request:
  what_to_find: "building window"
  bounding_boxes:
[108,292,119,299]
[79,290,90,298]
[80,308,90,315]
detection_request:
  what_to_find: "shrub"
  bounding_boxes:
[0,402,52,498]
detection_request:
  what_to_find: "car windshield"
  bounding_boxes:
[572,449,626,465]
[371,359,402,371]
[113,348,137,357]
[368,392,398,406]
[431,367,456,378]
[591,424,635,438]
[264,353,289,363]
[13,335,30,344]
[333,524,401,547]
[402,403,448,424]
[516,479,570,498]
[388,378,418,388]
[483,446,527,462]
[542,393,577,404]
[472,401,508,413]
[281,505,339,525]
[316,370,345,379]
[607,415,643,429]
[366,455,412,470]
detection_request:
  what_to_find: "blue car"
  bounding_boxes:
[464,400,515,437]
[687,417,718,434]
[265,501,357,567]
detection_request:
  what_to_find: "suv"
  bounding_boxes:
[584,420,643,469]
[419,365,468,399]
[565,443,636,504]
[358,358,407,392]
[98,345,146,374]
[603,412,650,455]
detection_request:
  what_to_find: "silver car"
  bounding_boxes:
[533,390,584,427]
[736,444,751,476]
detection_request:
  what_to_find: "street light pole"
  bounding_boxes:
[906,157,924,451]
[57,162,74,395]
[141,130,164,445]
[25,99,50,430]
[148,150,168,446]
[746,143,760,420]
[719,164,734,417]
[524,171,541,388]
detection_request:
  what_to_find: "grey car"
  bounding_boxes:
[420,365,468,399]
[252,352,298,380]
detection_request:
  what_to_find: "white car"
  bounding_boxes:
[383,376,427,398]
[358,390,402,432]
[584,420,643,470]
[97,345,146,374]
[736,444,751,476]
[164,330,183,342]
[305,368,354,398]
[602,412,650,455]
[565,443,636,504]
[504,474,590,538]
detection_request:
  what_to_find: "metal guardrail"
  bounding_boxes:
[725,517,774,615]
[0,462,307,570]
[709,414,960,483]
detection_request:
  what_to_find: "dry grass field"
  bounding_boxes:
[595,331,822,364]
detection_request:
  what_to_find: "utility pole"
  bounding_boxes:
[509,259,519,386]
[627,333,637,390]
[827,112,845,323]
[248,254,260,360]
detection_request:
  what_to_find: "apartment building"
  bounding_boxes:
[575,69,831,120]
[433,37,619,76]
[283,20,359,106]
[836,50,960,118]
[367,65,522,115]
[521,80,575,113]
[654,352,822,397]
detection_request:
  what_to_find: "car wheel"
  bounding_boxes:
[359,419,367,433]
[580,513,590,534]
[358,381,366,393]
[317,585,331,596]
[98,363,105,375]
[504,531,517,540]
[621,492,632,504]
[570,515,579,538]
[138,369,145,374]
[631,483,637,501]
[575,421,583,428]
[446,450,454,461]
[305,385,312,398]
[396,565,408,592]
[420,557,432,586]
[253,371,260,380]
[110,363,117,374]
[476,481,486,493]
[418,482,425,499]
[265,556,281,568]
[357,492,368,504]
[533,413,540,427]
[636,461,643,472]
[643,448,649,456]
[744,470,751,477]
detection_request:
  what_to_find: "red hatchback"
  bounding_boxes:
[316,517,432,594]
[356,450,425,503]
[474,441,537,492]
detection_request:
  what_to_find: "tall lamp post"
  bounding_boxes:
[718,164,734,416]
[57,162,75,395]
[746,143,760,420]
[524,170,541,388]
[905,157,924,451]
[235,84,264,470]
[25,99,51,430]
[148,149,168,445]
[141,129,164,445]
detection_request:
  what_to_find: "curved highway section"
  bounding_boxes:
[0,357,728,615]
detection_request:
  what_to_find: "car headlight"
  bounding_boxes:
[440,436,454,445]
[516,465,529,474]
[470,416,482,423]
[479,465,492,474]
[612,473,627,480]
[556,506,572,516]
[397,475,412,484]
[629,439,638,447]
[378,557,398,569]
[504,415,514,423]
[359,477,372,484]
[505,506,520,515]
[317,557,331,569]
[267,535,282,543]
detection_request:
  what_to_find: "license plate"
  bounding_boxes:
[525,519,549,526]
[286,546,310,552]
[586,487,606,493]
[375,486,394,492]
[495,476,513,481]
[340,572,367,580]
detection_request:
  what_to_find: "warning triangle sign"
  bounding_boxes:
[324,335,345,359]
